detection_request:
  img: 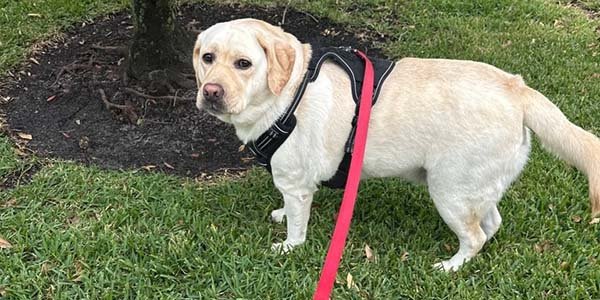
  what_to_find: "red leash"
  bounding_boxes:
[313,50,375,300]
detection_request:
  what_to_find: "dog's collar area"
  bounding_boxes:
[246,66,309,171]
[247,46,395,188]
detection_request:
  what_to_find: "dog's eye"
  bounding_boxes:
[202,53,214,64]
[235,59,252,70]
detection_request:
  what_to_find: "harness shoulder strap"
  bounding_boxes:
[247,46,395,190]
[320,48,395,189]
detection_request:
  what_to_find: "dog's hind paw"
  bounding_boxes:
[270,208,286,223]
[432,260,461,272]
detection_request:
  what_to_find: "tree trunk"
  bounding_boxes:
[127,0,194,88]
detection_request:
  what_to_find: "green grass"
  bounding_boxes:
[1,0,600,299]
[0,136,20,179]
[0,0,129,73]
[578,0,600,11]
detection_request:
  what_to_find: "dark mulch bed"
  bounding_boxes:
[1,3,385,178]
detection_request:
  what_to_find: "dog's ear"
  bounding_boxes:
[192,36,202,88]
[257,35,296,96]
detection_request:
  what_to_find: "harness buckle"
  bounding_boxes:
[267,127,279,139]
[338,46,355,52]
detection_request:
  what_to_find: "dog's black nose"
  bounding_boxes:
[202,83,224,102]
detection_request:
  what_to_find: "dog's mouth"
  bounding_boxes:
[202,101,225,115]
[198,100,237,124]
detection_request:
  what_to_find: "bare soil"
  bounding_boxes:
[1,3,385,178]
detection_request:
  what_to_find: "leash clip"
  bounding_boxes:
[344,115,359,153]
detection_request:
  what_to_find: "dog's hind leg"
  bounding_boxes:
[480,205,502,241]
[271,207,286,223]
[271,192,314,252]
[427,124,531,271]
[480,129,530,242]
[429,190,489,272]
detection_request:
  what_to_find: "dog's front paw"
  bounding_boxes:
[271,208,286,223]
[432,260,460,272]
[271,240,302,253]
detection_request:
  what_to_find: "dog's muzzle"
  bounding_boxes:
[200,83,225,113]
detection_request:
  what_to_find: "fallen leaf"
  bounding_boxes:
[163,162,175,170]
[559,261,569,270]
[553,19,564,28]
[346,273,355,289]
[400,251,409,262]
[41,261,52,274]
[501,40,512,48]
[534,240,553,253]
[0,286,6,297]
[364,244,374,262]
[443,243,453,253]
[17,132,32,140]
[591,73,600,79]
[71,261,85,282]
[589,217,600,225]
[15,148,27,156]
[78,137,90,150]
[122,101,138,124]
[67,215,80,226]
[345,273,359,291]
[571,215,582,223]
[0,237,13,249]
[2,198,17,208]
[238,144,245,152]
[141,165,156,171]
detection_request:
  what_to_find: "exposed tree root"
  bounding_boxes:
[51,63,93,87]
[123,87,194,102]
[99,89,139,123]
[91,44,128,56]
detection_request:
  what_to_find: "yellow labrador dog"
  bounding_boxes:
[192,18,600,271]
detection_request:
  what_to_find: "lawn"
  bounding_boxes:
[1,0,599,299]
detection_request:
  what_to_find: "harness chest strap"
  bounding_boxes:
[247,46,395,188]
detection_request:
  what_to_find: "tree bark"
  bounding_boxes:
[127,0,194,87]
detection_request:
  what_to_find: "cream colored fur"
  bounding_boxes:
[193,19,600,271]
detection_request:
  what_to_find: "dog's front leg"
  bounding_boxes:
[271,192,314,252]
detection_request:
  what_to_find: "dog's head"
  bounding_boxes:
[193,19,300,121]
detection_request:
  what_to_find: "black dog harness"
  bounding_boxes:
[247,46,395,189]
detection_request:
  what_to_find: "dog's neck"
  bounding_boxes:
[230,43,313,144]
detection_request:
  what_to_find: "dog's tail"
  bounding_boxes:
[521,82,600,218]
